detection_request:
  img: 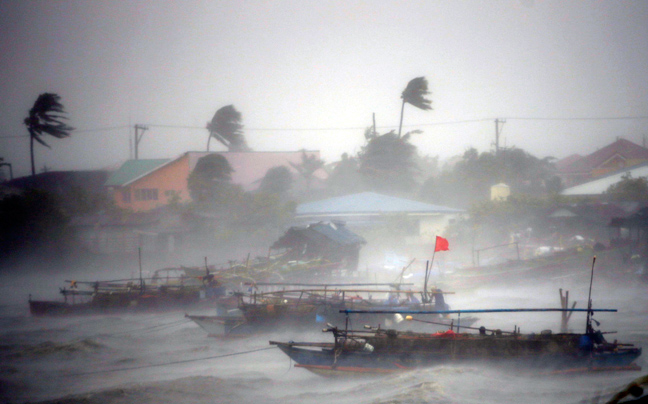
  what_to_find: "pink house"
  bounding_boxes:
[105,151,325,211]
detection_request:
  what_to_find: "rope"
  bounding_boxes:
[64,346,278,377]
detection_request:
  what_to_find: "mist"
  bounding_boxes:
[1,1,648,403]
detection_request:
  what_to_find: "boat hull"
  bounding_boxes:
[271,332,642,376]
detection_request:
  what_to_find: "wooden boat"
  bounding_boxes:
[28,267,229,316]
[270,307,642,376]
[186,285,477,337]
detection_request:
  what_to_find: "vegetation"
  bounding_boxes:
[0,189,71,261]
[206,105,250,152]
[421,147,557,208]
[398,77,432,138]
[24,93,74,176]
[289,149,325,192]
[259,166,293,196]
[326,153,364,196]
[358,129,420,194]
[187,154,234,203]
[605,173,648,202]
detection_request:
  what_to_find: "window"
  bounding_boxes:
[122,188,131,203]
[134,188,158,201]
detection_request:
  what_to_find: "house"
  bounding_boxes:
[561,161,648,197]
[557,138,648,187]
[294,192,464,245]
[271,221,366,270]
[105,150,325,211]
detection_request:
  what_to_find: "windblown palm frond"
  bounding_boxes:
[401,77,432,111]
[24,93,74,176]
[24,93,74,148]
[206,105,250,152]
[398,77,432,137]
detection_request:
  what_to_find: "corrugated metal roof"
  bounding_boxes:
[296,192,464,216]
[272,221,366,248]
[308,222,366,245]
[561,162,648,196]
[104,159,171,186]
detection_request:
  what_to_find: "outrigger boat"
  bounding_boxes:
[270,258,642,376]
[29,266,228,316]
[186,284,478,337]
[270,307,642,376]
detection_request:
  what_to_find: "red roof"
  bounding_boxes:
[560,139,648,174]
[554,154,582,171]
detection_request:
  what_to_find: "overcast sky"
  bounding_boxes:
[1,0,647,178]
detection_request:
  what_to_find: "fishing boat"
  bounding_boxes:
[28,266,228,316]
[270,257,641,376]
[186,284,477,336]
[270,307,642,376]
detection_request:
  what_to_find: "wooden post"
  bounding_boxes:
[559,288,577,333]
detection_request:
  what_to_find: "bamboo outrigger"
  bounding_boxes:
[270,258,643,376]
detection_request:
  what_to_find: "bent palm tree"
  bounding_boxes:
[398,77,432,138]
[206,105,250,152]
[24,93,74,176]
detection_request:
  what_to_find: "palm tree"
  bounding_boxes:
[398,77,432,138]
[206,105,250,152]
[24,93,74,176]
[290,149,325,191]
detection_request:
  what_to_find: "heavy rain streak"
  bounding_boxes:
[1,1,647,403]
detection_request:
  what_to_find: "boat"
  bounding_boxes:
[186,285,477,337]
[28,266,229,316]
[271,258,640,376]
[270,307,642,376]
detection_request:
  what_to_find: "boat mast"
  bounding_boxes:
[585,256,596,334]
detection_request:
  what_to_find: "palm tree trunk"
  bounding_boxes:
[206,133,212,151]
[398,100,406,138]
[30,132,35,176]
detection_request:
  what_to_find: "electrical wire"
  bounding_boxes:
[3,115,647,139]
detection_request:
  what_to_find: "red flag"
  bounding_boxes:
[434,236,449,252]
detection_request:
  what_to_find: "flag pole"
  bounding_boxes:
[426,249,437,301]
[423,260,430,303]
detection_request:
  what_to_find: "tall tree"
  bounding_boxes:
[358,129,419,194]
[259,166,293,196]
[398,77,432,138]
[23,93,74,176]
[290,149,325,191]
[206,105,250,152]
[327,153,364,196]
[187,154,234,203]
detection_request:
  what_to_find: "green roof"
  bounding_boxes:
[104,159,171,186]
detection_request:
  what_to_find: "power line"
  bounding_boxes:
[507,116,648,121]
[2,116,648,140]
[0,125,130,139]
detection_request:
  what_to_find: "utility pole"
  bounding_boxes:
[494,118,506,155]
[134,124,148,160]
[372,113,377,136]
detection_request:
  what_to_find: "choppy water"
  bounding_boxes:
[1,268,646,404]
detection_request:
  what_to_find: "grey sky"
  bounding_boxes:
[1,0,647,178]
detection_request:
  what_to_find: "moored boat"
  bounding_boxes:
[186,286,476,336]
[28,267,229,316]
[270,308,642,376]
